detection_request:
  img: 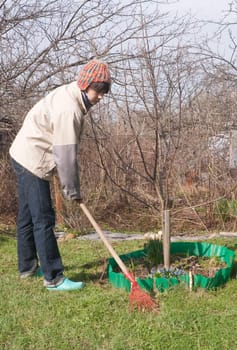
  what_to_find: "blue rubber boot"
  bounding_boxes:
[46,278,85,291]
[20,266,43,278]
[35,267,43,277]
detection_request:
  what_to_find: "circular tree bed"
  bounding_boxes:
[107,242,235,292]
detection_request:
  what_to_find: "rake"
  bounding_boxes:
[80,203,158,312]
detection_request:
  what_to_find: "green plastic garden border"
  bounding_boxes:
[107,242,235,293]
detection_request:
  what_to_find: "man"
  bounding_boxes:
[10,59,111,291]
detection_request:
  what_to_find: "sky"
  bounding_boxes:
[159,0,236,55]
[164,0,231,20]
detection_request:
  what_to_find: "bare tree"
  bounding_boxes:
[0,0,167,136]
[4,0,236,235]
[86,14,201,218]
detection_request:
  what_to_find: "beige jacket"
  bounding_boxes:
[10,81,87,199]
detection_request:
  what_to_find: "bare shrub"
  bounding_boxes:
[0,156,17,223]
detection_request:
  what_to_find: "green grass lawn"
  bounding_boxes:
[1,234,237,350]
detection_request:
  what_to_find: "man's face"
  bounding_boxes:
[86,87,105,105]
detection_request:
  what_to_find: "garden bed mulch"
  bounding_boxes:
[107,242,236,292]
[114,254,227,279]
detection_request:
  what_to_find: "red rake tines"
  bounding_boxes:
[129,283,158,312]
[125,273,159,313]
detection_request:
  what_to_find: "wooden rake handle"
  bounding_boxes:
[79,203,135,283]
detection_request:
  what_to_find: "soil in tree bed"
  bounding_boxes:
[114,253,227,279]
[108,242,235,292]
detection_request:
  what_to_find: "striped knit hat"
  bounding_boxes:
[77,59,111,91]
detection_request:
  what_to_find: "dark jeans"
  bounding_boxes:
[12,159,64,282]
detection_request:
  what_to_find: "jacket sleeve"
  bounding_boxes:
[52,111,83,200]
